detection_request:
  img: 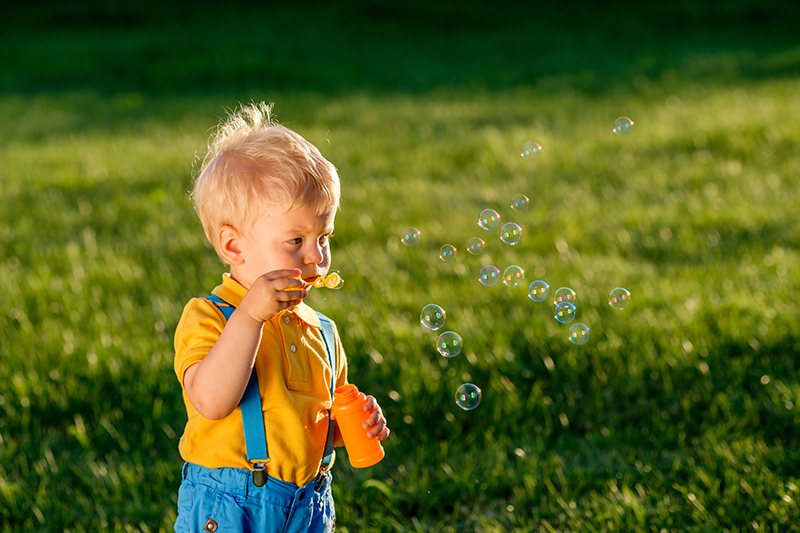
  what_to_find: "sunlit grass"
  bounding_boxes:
[3,0,800,529]
[2,75,800,532]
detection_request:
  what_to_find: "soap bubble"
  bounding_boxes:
[609,287,631,310]
[503,265,525,288]
[401,227,420,246]
[553,287,576,305]
[521,141,542,161]
[479,265,500,287]
[313,277,327,288]
[439,244,457,263]
[420,304,446,331]
[500,223,523,246]
[325,271,344,289]
[511,194,530,212]
[478,209,501,231]
[569,323,590,345]
[554,302,577,324]
[528,280,550,302]
[612,117,634,137]
[436,331,462,358]
[455,383,482,410]
[467,237,485,255]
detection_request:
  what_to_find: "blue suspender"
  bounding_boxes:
[316,314,337,470]
[205,295,337,477]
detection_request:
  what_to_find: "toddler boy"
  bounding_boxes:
[173,102,389,533]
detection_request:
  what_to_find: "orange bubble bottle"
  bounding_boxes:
[332,384,385,468]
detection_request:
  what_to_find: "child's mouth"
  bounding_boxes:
[303,275,323,289]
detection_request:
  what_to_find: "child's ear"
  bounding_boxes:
[218,225,245,265]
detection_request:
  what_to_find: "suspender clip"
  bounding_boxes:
[251,461,267,487]
[314,468,329,491]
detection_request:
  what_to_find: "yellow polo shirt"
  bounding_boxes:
[174,274,348,486]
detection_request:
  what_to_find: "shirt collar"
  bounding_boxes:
[214,274,321,329]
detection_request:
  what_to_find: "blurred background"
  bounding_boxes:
[2,1,800,531]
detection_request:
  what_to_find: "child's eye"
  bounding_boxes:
[319,235,329,245]
[289,238,302,245]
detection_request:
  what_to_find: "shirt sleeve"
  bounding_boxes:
[173,298,227,385]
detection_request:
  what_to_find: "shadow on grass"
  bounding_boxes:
[2,0,800,97]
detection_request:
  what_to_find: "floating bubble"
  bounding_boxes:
[554,302,577,324]
[569,323,590,345]
[439,244,457,263]
[479,265,500,287]
[478,209,501,231]
[455,383,482,410]
[609,287,631,310]
[467,237,485,255]
[521,141,542,161]
[325,271,344,289]
[436,331,462,358]
[511,194,530,212]
[420,304,446,331]
[612,117,634,137]
[313,277,326,288]
[401,227,420,246]
[503,265,525,288]
[500,222,523,246]
[553,287,576,305]
[528,280,550,302]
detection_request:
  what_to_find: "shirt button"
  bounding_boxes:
[284,316,291,324]
[290,344,297,352]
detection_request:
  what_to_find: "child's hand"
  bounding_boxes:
[238,269,308,323]
[362,395,390,440]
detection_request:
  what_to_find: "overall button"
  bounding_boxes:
[204,519,218,532]
[284,316,291,324]
[290,344,297,352]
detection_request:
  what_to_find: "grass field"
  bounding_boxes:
[2,1,800,531]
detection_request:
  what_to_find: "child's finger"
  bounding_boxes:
[363,395,377,411]
[273,276,308,293]
[363,407,383,429]
[277,289,308,301]
[279,279,307,292]
[265,268,303,280]
[278,299,302,310]
[373,427,390,441]
[367,418,387,439]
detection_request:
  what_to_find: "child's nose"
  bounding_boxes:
[304,243,324,264]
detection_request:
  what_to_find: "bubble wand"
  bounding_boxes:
[305,271,345,290]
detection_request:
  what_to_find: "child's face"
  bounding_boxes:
[231,203,336,289]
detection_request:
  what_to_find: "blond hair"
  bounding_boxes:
[192,102,340,257]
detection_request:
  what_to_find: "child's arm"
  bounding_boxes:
[183,269,307,420]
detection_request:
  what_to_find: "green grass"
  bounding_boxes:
[2,1,800,531]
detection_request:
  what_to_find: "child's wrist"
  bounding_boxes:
[237,299,272,325]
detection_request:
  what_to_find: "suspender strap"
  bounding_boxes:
[205,296,337,472]
[316,311,337,469]
[240,373,270,462]
[207,294,234,320]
